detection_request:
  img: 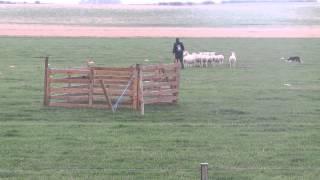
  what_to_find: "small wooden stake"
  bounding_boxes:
[200,163,208,180]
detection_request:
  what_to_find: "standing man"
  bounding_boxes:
[172,38,185,69]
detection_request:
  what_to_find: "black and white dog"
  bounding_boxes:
[287,56,301,63]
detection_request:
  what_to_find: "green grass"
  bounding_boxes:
[0,37,319,179]
[1,2,320,27]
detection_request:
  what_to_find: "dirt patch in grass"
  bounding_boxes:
[1,24,320,38]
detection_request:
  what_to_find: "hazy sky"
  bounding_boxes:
[13,0,77,3]
[13,0,210,4]
[12,0,320,4]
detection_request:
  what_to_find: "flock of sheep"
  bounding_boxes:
[85,51,238,69]
[183,51,237,68]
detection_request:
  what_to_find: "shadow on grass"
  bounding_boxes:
[218,109,250,116]
[2,129,20,137]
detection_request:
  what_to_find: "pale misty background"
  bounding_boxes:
[8,0,213,4]
[9,0,313,4]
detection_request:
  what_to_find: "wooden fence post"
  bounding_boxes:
[135,64,139,110]
[140,72,144,115]
[200,163,208,180]
[136,64,144,115]
[173,62,180,104]
[89,68,94,106]
[132,65,138,110]
[43,56,50,106]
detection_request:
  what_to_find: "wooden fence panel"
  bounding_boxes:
[44,61,180,114]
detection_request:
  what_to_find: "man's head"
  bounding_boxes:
[176,38,180,43]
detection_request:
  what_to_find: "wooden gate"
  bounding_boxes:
[140,63,180,105]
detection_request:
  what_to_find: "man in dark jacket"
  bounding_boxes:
[172,38,185,69]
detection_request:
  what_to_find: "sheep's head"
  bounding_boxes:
[86,59,95,67]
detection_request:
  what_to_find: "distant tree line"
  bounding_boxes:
[158,0,317,6]
[0,1,16,3]
[0,1,41,4]
[224,0,317,2]
[80,0,120,4]
[158,1,220,6]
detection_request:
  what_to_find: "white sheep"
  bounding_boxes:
[194,53,202,67]
[228,52,237,68]
[203,52,212,68]
[199,52,206,68]
[201,52,217,68]
[207,52,216,67]
[182,51,226,68]
[215,54,224,64]
[183,51,196,68]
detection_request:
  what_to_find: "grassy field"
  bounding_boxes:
[0,2,320,27]
[0,37,319,179]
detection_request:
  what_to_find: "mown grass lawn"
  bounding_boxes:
[0,37,319,179]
